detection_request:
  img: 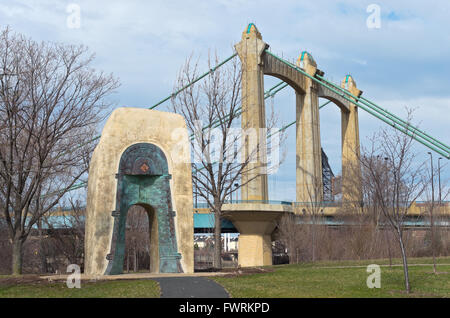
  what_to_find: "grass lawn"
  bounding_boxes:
[212,257,450,298]
[0,278,160,298]
[0,257,448,298]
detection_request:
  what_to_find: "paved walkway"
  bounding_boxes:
[41,272,228,282]
[154,277,229,298]
[42,272,230,298]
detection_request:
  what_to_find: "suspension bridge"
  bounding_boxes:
[70,23,449,273]
[66,23,449,196]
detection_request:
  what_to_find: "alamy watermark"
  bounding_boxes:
[169,124,282,175]
[66,264,81,288]
[66,3,81,29]
[366,4,381,29]
[366,264,381,288]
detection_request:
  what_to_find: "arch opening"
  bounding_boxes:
[263,72,306,96]
[318,95,349,113]
[124,204,159,273]
[319,97,344,202]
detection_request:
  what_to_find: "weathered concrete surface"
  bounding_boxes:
[263,53,306,94]
[235,24,269,201]
[340,76,362,206]
[317,85,351,112]
[222,203,286,267]
[295,54,323,203]
[85,108,194,275]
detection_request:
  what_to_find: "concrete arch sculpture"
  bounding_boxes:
[84,108,194,275]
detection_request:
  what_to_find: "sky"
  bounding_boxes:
[0,0,449,202]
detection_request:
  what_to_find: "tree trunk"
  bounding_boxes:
[136,251,139,272]
[311,221,316,262]
[12,237,23,275]
[213,208,222,270]
[397,231,411,294]
[37,220,48,274]
[385,229,392,268]
[127,252,129,273]
[134,246,137,272]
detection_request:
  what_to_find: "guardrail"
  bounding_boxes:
[193,200,450,209]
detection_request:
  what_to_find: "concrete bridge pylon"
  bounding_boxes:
[225,23,363,268]
[234,23,269,202]
[295,53,323,203]
[341,75,363,206]
[235,23,363,207]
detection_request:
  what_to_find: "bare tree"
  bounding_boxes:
[276,213,302,264]
[307,177,324,262]
[359,155,394,266]
[277,173,326,264]
[170,52,283,269]
[298,173,326,262]
[0,27,119,274]
[41,196,86,273]
[0,217,11,273]
[422,161,449,274]
[360,110,427,293]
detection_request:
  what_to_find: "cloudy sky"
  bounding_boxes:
[1,0,449,201]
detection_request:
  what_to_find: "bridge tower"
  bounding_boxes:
[295,53,323,203]
[228,24,364,268]
[341,75,363,205]
[235,23,324,203]
[234,23,269,201]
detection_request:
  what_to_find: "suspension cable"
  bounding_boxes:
[264,50,450,159]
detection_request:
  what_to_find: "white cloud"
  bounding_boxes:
[0,0,448,201]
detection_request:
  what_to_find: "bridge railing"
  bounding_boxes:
[194,200,293,209]
[194,200,342,209]
[193,200,450,209]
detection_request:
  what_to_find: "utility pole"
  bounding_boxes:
[384,157,392,268]
[438,157,442,205]
[428,152,437,274]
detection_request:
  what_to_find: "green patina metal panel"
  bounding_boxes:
[105,143,182,275]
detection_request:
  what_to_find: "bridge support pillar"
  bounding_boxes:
[226,211,280,267]
[235,23,268,201]
[237,230,273,266]
[341,75,363,207]
[295,54,323,203]
[223,204,286,267]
